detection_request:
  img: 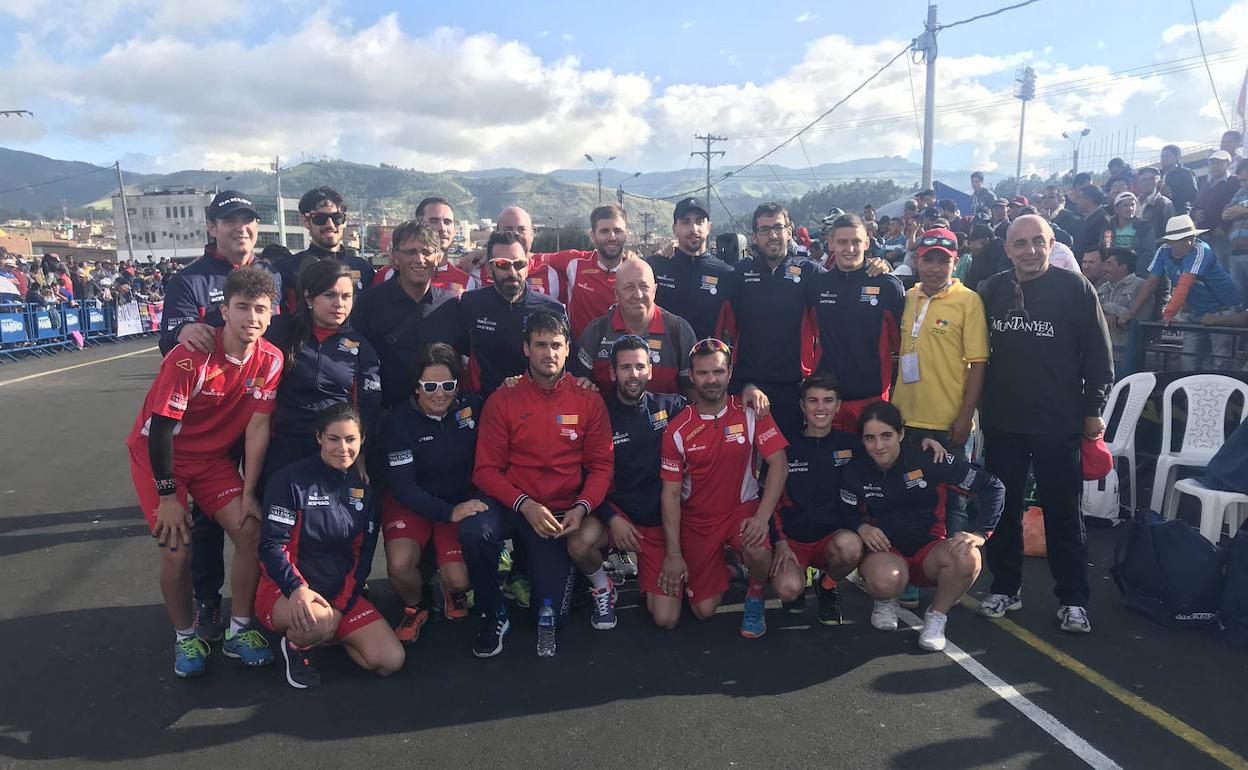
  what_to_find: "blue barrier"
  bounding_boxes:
[0,310,26,344]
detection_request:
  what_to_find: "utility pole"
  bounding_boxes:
[584,154,616,203]
[916,4,938,189]
[272,156,287,247]
[692,134,726,205]
[640,211,654,248]
[114,161,135,262]
[1013,66,1036,195]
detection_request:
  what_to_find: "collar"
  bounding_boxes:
[306,242,341,258]
[674,248,710,262]
[610,303,665,334]
[916,278,957,300]
[523,370,571,394]
[696,400,730,420]
[311,324,338,343]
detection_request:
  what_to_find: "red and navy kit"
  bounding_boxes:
[719,254,821,384]
[457,285,567,397]
[261,318,382,479]
[600,391,689,529]
[431,262,481,296]
[804,266,904,404]
[256,456,380,637]
[546,250,620,339]
[350,280,464,408]
[647,250,733,342]
[472,262,562,298]
[571,305,696,395]
[274,244,376,314]
[769,431,863,545]
[839,444,1004,558]
[159,244,283,355]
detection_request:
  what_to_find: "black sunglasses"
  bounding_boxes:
[308,212,347,226]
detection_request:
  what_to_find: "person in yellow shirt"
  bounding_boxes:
[890,227,989,534]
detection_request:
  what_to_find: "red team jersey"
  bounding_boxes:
[126,331,283,460]
[431,262,480,295]
[660,396,789,520]
[546,250,620,338]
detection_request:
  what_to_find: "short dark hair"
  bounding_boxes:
[590,204,627,229]
[390,220,441,252]
[1223,129,1244,142]
[969,224,994,241]
[1077,185,1105,205]
[314,403,363,438]
[970,171,985,181]
[609,334,650,368]
[485,230,529,260]
[409,341,465,388]
[1104,247,1138,274]
[857,399,904,435]
[800,374,841,401]
[938,199,957,213]
[299,186,347,215]
[523,310,569,345]
[1161,144,1182,156]
[415,196,452,219]
[917,188,935,197]
[222,266,277,304]
[751,202,789,231]
[1108,157,1125,169]
[829,213,866,233]
[1072,172,1093,187]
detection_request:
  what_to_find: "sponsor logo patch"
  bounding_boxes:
[388,450,414,466]
[556,414,579,425]
[904,469,928,489]
[267,505,296,526]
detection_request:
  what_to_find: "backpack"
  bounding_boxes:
[1110,509,1224,628]
[1219,519,1248,646]
[1081,468,1120,522]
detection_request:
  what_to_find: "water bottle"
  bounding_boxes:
[536,598,557,657]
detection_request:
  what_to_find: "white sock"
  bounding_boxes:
[588,567,609,591]
[175,627,195,641]
[228,616,250,635]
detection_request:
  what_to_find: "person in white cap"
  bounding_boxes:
[1104,191,1155,255]
[1120,214,1243,370]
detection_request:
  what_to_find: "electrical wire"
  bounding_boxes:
[797,134,822,189]
[711,185,750,234]
[0,165,113,196]
[1190,0,1231,129]
[935,0,1042,31]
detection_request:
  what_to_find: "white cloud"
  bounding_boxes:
[795,12,818,23]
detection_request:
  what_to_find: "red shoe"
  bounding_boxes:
[442,581,470,621]
[394,605,429,644]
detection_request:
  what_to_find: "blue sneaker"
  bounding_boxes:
[589,579,617,630]
[174,636,210,678]
[899,584,921,609]
[740,595,767,639]
[193,598,224,643]
[222,626,275,667]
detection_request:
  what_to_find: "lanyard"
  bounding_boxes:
[908,283,949,348]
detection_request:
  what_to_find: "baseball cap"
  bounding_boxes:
[207,190,260,221]
[672,197,709,222]
[1210,150,1233,162]
[992,197,1009,207]
[920,205,941,219]
[969,224,994,241]
[1010,195,1029,206]
[916,227,959,260]
[1114,191,1138,206]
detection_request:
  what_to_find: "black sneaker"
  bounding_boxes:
[473,613,510,658]
[781,591,807,614]
[816,580,842,625]
[280,638,320,689]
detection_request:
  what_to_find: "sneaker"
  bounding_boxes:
[740,595,767,638]
[444,590,470,621]
[394,606,430,644]
[589,580,617,630]
[898,584,921,609]
[977,591,1023,619]
[498,543,513,574]
[871,599,900,631]
[473,613,510,658]
[280,638,320,689]
[174,636,210,678]
[193,599,224,643]
[501,573,532,609]
[918,609,948,651]
[222,625,275,667]
[782,591,807,615]
[845,568,864,589]
[1057,605,1092,634]
[816,580,842,625]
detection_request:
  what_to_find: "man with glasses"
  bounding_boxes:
[890,228,989,536]
[492,206,561,296]
[372,197,472,290]
[647,197,735,342]
[351,220,464,408]
[719,202,821,440]
[274,187,375,314]
[976,214,1112,635]
[458,231,567,397]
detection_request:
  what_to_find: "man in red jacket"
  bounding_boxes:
[464,310,614,657]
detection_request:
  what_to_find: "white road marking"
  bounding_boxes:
[0,346,159,387]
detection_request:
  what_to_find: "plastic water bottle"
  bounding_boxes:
[537,598,557,657]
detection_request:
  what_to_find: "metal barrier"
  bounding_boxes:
[1130,321,1248,375]
[0,300,154,363]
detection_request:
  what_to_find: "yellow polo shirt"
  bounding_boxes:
[891,279,989,431]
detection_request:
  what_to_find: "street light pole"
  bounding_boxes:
[585,154,616,203]
[617,171,641,206]
[1062,128,1091,176]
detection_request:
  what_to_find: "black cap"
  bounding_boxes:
[920,205,941,219]
[207,190,260,220]
[673,197,710,222]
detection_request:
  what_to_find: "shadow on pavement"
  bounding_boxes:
[0,507,147,557]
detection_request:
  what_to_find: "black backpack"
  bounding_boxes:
[1111,509,1225,628]
[1219,519,1248,646]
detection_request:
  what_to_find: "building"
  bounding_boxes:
[111,189,304,262]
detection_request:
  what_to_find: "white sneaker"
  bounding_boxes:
[918,609,948,651]
[871,598,899,631]
[976,592,1022,618]
[1057,605,1091,634]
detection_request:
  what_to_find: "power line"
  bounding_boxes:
[796,135,822,189]
[0,165,113,196]
[936,0,1042,31]
[710,185,749,235]
[1190,0,1230,129]
[692,133,727,205]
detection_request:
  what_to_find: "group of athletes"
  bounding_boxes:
[128,184,1050,690]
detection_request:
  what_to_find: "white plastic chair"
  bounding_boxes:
[1163,477,1248,544]
[1150,375,1248,513]
[1100,372,1156,514]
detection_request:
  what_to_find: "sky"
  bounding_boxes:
[1,0,1246,186]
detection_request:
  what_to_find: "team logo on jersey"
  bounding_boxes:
[267,505,296,526]
[349,488,365,511]
[651,409,668,431]
[612,431,631,447]
[168,393,188,411]
[557,414,580,441]
[456,406,475,429]
[307,493,330,507]
[861,286,881,306]
[205,366,224,381]
[759,426,779,444]
[839,489,858,506]
[208,288,224,304]
[786,264,803,283]
[904,469,927,489]
[175,358,193,372]
[935,319,950,328]
[661,458,681,473]
[388,449,413,466]
[648,337,663,363]
[700,275,719,295]
[686,423,706,443]
[833,449,854,466]
[723,423,746,444]
[339,338,360,356]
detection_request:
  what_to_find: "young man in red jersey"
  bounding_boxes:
[126,267,284,678]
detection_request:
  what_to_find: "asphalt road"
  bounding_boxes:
[1,339,1245,770]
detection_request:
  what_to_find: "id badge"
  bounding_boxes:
[900,351,920,383]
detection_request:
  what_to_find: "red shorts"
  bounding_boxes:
[128,444,243,533]
[889,540,942,588]
[605,508,666,597]
[833,392,887,434]
[786,530,852,572]
[380,493,464,564]
[681,501,771,604]
[254,577,384,642]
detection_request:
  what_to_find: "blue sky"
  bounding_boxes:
[0,0,1244,177]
